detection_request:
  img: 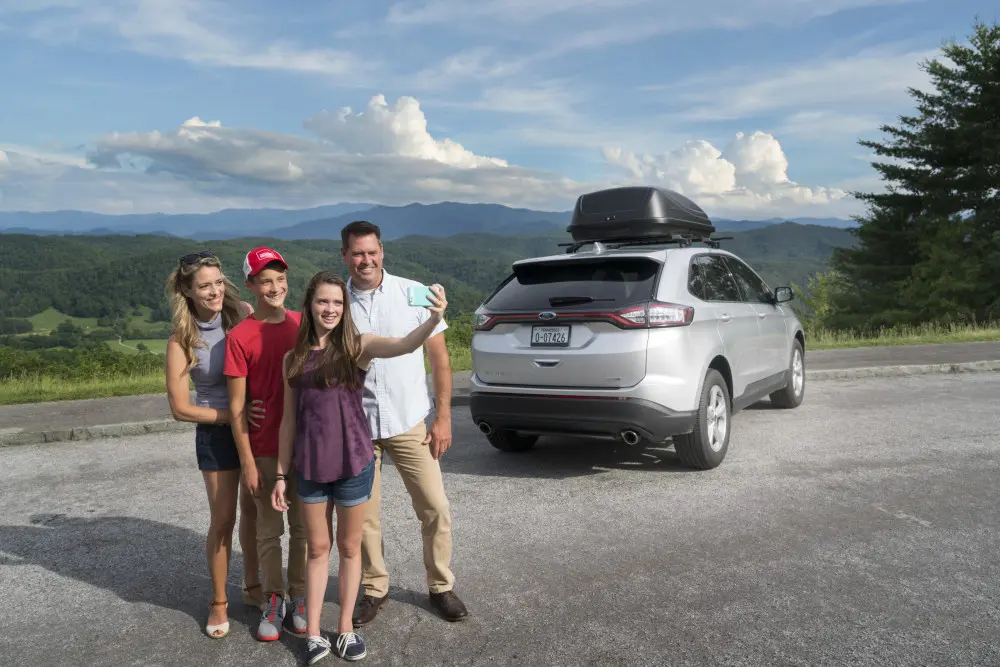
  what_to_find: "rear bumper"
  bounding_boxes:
[468,391,697,442]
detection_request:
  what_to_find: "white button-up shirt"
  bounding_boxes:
[348,269,449,440]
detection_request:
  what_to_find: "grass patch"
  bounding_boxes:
[0,372,165,405]
[28,308,100,334]
[807,321,1000,349]
[2,340,473,406]
[125,306,170,333]
[108,338,169,355]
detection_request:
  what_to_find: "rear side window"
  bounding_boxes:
[484,258,661,311]
[690,255,742,302]
[724,256,771,303]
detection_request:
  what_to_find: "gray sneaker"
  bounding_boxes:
[257,593,286,641]
[289,596,308,634]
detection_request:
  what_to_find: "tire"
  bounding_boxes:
[769,339,805,409]
[486,429,537,453]
[672,369,730,470]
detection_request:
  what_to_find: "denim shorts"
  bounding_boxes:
[195,424,241,471]
[297,457,375,507]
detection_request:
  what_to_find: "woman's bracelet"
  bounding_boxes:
[275,473,288,481]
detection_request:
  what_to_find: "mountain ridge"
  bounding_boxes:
[1,200,856,240]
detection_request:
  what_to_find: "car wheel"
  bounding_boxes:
[673,369,730,470]
[769,339,805,409]
[487,429,538,453]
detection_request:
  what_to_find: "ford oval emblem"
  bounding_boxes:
[538,311,557,320]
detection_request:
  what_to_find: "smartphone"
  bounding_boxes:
[407,284,436,307]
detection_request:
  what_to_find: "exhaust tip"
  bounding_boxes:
[478,421,493,435]
[620,430,640,446]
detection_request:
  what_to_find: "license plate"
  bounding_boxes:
[531,325,570,347]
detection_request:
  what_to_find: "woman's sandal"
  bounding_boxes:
[205,600,230,639]
[242,581,264,610]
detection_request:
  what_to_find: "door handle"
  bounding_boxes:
[719,313,732,323]
[758,312,766,319]
[533,359,560,368]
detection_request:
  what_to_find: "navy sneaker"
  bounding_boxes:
[335,632,367,661]
[306,635,332,665]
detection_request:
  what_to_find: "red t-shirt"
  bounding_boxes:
[224,309,302,457]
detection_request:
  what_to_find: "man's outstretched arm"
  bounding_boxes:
[423,331,452,459]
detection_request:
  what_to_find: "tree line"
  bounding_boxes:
[1,224,846,327]
[803,19,1000,331]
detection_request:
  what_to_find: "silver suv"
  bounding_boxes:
[468,186,806,469]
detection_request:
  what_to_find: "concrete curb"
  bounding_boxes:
[805,359,1000,381]
[1,361,996,448]
[0,419,190,448]
[0,395,473,448]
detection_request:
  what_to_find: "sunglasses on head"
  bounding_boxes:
[179,250,216,266]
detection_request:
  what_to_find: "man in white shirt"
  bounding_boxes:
[340,220,469,626]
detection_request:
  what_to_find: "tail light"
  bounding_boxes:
[474,307,494,330]
[473,301,693,331]
[617,301,694,328]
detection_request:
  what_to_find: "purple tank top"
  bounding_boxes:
[291,349,374,483]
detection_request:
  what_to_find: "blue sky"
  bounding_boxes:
[0,0,995,218]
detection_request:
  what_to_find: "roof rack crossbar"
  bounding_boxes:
[558,234,734,254]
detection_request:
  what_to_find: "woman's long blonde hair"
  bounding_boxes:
[165,253,246,370]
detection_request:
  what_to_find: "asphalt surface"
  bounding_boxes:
[1,373,999,666]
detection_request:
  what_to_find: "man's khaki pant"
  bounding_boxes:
[253,456,307,599]
[361,421,455,597]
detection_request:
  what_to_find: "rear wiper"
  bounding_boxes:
[548,296,616,306]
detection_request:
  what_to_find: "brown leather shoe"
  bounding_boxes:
[352,594,387,627]
[429,590,468,622]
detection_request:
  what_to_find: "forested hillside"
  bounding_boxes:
[0,223,853,327]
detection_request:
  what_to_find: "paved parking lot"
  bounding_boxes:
[1,373,999,666]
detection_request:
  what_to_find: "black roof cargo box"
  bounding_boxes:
[568,186,715,242]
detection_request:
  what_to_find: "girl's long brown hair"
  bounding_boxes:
[286,271,363,390]
[165,254,246,371]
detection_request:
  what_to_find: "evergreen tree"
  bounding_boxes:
[832,19,1000,328]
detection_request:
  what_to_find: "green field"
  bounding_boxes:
[806,321,1000,349]
[108,338,169,355]
[29,308,100,334]
[22,307,168,349]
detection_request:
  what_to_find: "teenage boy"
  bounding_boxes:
[224,246,308,641]
[340,220,470,626]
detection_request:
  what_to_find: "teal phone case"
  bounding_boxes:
[407,285,434,307]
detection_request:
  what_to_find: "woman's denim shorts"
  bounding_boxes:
[195,424,241,471]
[297,457,375,507]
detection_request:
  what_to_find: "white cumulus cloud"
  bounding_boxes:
[0,95,857,218]
[603,131,851,217]
[304,95,508,168]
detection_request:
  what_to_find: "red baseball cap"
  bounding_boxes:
[243,246,288,278]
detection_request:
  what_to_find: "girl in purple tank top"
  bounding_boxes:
[270,270,447,663]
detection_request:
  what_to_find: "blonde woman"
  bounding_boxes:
[164,250,265,638]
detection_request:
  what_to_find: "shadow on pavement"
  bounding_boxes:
[744,398,782,411]
[439,436,701,480]
[0,512,304,661]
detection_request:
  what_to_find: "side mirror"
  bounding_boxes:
[774,286,793,303]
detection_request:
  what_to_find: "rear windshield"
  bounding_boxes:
[484,257,661,311]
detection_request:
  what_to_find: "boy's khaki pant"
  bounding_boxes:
[253,455,307,599]
[360,421,455,597]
